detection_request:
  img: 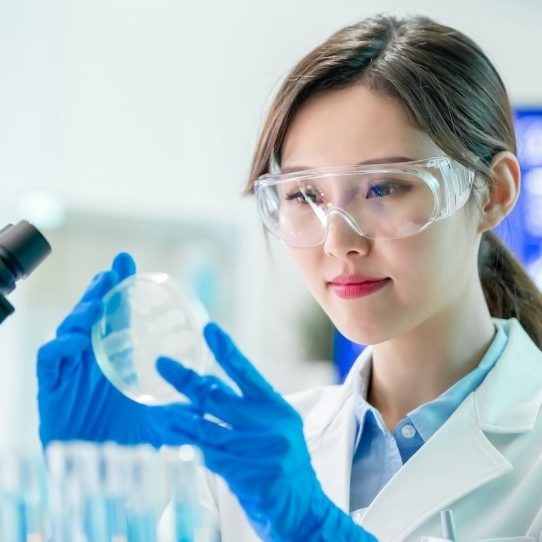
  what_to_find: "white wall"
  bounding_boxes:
[0,0,540,449]
[1,0,541,207]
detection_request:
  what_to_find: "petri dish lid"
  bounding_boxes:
[92,272,211,405]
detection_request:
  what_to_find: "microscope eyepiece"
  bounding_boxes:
[0,220,52,323]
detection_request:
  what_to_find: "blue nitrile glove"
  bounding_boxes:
[150,322,378,542]
[37,253,162,448]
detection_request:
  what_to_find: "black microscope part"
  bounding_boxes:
[0,220,52,324]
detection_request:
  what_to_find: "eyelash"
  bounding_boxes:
[285,191,320,204]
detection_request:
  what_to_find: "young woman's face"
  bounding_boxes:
[280,85,482,345]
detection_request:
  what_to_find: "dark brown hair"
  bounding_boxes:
[245,14,542,347]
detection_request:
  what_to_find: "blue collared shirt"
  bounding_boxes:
[349,319,508,514]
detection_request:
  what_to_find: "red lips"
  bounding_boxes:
[328,275,391,299]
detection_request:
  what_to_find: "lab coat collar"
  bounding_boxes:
[303,345,370,509]
[303,317,542,540]
[474,317,542,432]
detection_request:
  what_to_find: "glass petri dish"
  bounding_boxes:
[91,273,211,405]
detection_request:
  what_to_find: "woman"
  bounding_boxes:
[37,14,542,541]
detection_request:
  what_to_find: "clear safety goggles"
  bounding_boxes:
[254,156,475,247]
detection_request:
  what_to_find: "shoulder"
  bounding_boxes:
[494,317,542,356]
[475,317,542,433]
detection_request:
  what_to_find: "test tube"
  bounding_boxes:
[125,445,161,542]
[19,453,47,540]
[70,442,110,541]
[102,442,130,541]
[165,445,199,541]
[46,442,86,542]
[0,451,27,541]
[163,445,220,542]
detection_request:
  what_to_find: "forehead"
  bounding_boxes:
[281,84,442,170]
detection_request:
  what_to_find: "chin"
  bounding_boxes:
[333,319,389,346]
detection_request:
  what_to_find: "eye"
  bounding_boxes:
[366,181,411,199]
[284,186,322,205]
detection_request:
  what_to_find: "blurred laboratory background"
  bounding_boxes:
[0,0,541,452]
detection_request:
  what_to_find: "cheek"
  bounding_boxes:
[288,248,323,294]
[389,218,477,304]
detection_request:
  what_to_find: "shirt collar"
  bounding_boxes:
[352,318,508,443]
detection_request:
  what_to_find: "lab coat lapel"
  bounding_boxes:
[360,393,513,541]
[306,392,357,511]
[302,349,371,511]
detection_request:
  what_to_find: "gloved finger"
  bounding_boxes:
[111,252,136,282]
[79,271,118,303]
[156,358,257,425]
[149,405,231,448]
[78,253,135,305]
[36,333,89,388]
[200,443,282,481]
[167,414,298,456]
[203,323,278,402]
[56,300,102,337]
[89,253,136,332]
[151,405,283,455]
[151,407,293,497]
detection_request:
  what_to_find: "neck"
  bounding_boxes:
[367,282,496,431]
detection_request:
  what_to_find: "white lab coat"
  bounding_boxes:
[160,317,542,541]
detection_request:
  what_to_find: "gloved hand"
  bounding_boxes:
[151,322,378,542]
[37,253,161,448]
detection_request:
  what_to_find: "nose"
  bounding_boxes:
[322,209,371,258]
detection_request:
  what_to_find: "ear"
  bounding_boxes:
[477,151,521,234]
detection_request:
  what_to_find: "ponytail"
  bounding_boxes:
[479,231,542,348]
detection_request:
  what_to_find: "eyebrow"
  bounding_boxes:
[280,156,418,174]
